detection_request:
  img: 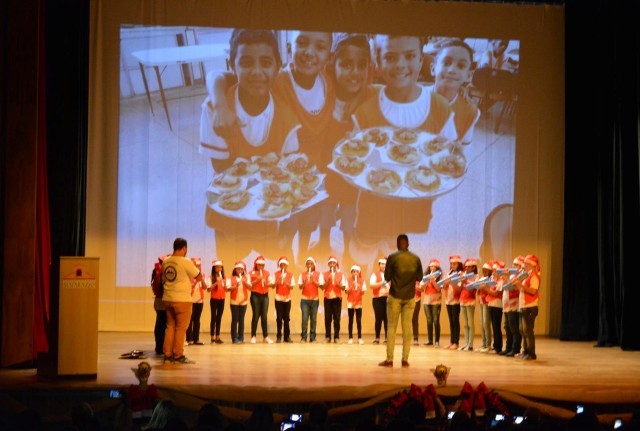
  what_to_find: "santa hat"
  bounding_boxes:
[524,254,541,272]
[513,255,525,266]
[449,255,462,263]
[492,260,505,269]
[253,255,266,271]
[378,257,387,264]
[234,261,246,270]
[482,261,493,270]
[305,257,316,267]
[192,257,202,266]
[464,258,478,267]
[428,258,441,267]
[327,256,339,268]
[212,259,223,267]
[277,256,289,267]
[350,265,361,273]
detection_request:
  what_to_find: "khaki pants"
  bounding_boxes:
[386,295,415,362]
[163,301,192,359]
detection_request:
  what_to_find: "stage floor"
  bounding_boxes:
[2,332,640,409]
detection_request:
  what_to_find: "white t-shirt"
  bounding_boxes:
[162,256,200,303]
[235,89,275,147]
[378,86,457,140]
[288,65,326,115]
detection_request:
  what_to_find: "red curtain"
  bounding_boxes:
[34,0,50,358]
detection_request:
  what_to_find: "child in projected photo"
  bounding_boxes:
[205,30,336,267]
[324,33,374,266]
[200,28,301,264]
[425,39,480,145]
[348,34,457,268]
[276,30,336,268]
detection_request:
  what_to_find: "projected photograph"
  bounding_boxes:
[117,26,519,286]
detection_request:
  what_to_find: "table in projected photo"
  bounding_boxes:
[131,43,228,130]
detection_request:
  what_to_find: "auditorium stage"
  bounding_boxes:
[2,332,640,424]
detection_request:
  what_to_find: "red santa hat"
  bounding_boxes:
[482,261,493,270]
[305,257,316,267]
[253,255,266,271]
[350,265,361,273]
[234,261,246,270]
[464,258,478,267]
[212,259,223,267]
[428,258,441,267]
[524,254,541,272]
[492,260,505,269]
[378,257,387,265]
[449,255,462,263]
[327,256,339,267]
[513,255,525,266]
[277,256,289,267]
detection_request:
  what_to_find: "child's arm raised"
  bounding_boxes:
[206,71,243,140]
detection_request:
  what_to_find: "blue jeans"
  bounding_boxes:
[386,295,414,362]
[230,304,247,342]
[250,292,269,338]
[300,299,319,341]
[423,304,441,344]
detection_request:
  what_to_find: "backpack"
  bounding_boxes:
[151,261,164,298]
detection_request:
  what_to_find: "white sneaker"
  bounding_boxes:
[348,338,354,345]
[264,337,274,344]
[250,336,257,344]
[358,338,364,345]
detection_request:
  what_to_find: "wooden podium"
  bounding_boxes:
[38,257,100,378]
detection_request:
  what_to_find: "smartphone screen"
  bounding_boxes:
[614,419,623,429]
[576,405,584,414]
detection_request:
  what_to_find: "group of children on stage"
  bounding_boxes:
[415,254,541,360]
[183,255,381,345]
[173,252,540,360]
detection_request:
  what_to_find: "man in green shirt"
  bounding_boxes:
[379,234,423,368]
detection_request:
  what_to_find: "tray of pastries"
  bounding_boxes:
[207,152,328,221]
[327,127,467,199]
